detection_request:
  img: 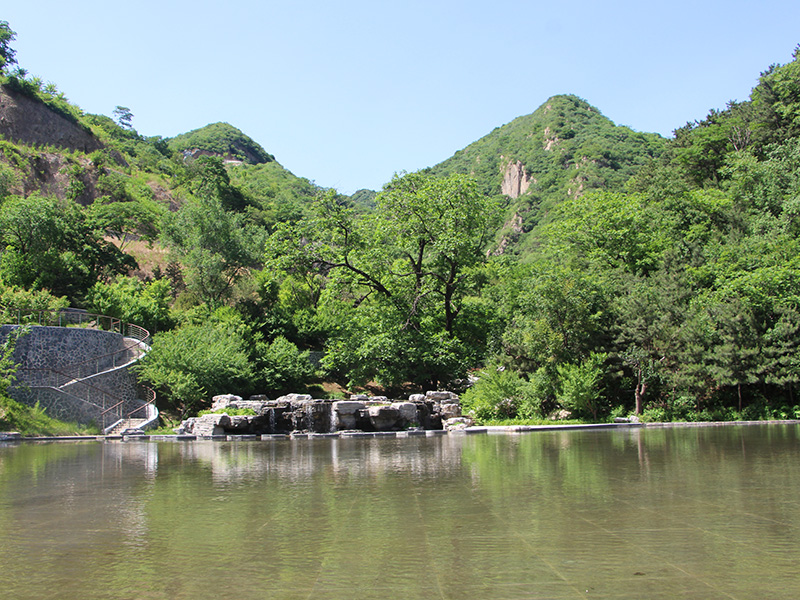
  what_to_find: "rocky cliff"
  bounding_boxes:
[0,85,103,153]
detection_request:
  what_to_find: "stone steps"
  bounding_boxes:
[109,418,149,435]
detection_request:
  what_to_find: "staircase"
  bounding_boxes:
[2,309,158,433]
[107,418,150,435]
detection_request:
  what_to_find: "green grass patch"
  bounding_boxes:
[477,417,587,426]
[0,395,100,436]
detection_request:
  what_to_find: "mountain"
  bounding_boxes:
[167,122,275,165]
[428,95,666,254]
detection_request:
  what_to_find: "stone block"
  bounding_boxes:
[444,417,474,431]
[391,401,418,425]
[440,402,462,419]
[333,401,366,430]
[211,394,242,410]
[426,390,459,401]
[368,405,400,431]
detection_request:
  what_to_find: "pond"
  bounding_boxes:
[1,425,798,599]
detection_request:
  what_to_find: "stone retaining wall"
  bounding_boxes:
[1,325,144,427]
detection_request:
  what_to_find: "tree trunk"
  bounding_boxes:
[634,366,646,415]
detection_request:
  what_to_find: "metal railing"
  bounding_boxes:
[2,308,151,345]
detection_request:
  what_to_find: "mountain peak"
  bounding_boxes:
[167,122,275,165]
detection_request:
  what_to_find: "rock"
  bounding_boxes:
[121,428,145,436]
[333,401,366,430]
[426,391,459,401]
[408,394,425,403]
[278,393,313,403]
[444,417,474,430]
[211,394,242,411]
[187,414,231,436]
[368,405,401,431]
[501,160,532,199]
[391,401,418,426]
[303,402,333,433]
[549,409,572,421]
[439,402,462,420]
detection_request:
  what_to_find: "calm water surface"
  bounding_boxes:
[1,425,799,600]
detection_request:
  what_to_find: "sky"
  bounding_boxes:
[4,1,800,194]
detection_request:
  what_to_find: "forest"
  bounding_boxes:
[2,18,800,426]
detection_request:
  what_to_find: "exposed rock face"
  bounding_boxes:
[176,391,464,436]
[501,160,531,198]
[0,85,103,153]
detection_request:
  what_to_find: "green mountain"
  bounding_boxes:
[167,122,275,165]
[429,95,666,254]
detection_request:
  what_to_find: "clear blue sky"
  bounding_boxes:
[4,1,799,193]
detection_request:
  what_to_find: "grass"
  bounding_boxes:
[478,417,588,426]
[0,395,100,436]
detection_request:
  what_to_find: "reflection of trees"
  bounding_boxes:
[2,427,800,597]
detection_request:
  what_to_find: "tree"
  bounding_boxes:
[161,195,263,308]
[112,106,134,130]
[0,194,135,300]
[85,277,174,333]
[87,198,160,251]
[0,21,17,75]
[267,172,500,389]
[135,319,253,418]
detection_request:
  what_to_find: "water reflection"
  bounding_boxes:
[0,425,798,600]
[171,436,467,484]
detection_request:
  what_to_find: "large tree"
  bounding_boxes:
[266,171,500,389]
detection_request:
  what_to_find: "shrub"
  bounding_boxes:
[135,320,253,418]
[556,352,607,420]
[462,366,546,422]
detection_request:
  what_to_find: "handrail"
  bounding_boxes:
[1,307,151,345]
[17,362,157,431]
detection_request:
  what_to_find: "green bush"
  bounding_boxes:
[135,320,253,418]
[256,335,315,396]
[462,367,546,422]
[85,277,173,333]
[197,407,257,417]
[556,352,606,420]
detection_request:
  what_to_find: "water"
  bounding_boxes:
[1,425,799,599]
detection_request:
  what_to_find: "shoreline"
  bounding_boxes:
[3,419,800,444]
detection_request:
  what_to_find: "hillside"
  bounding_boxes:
[429,95,666,254]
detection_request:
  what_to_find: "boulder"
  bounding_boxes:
[368,405,401,431]
[391,401,418,426]
[444,417,474,430]
[211,394,242,411]
[333,401,366,430]
[426,391,459,401]
[180,413,232,436]
[439,402,462,420]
